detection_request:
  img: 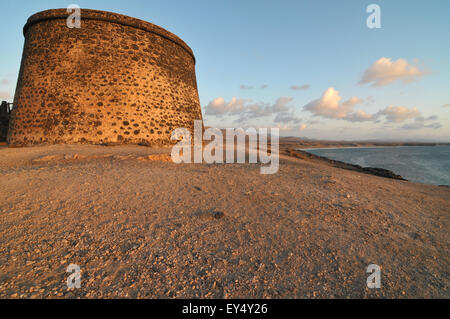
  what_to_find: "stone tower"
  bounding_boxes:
[8,9,203,146]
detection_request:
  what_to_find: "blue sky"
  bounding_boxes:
[1,0,449,141]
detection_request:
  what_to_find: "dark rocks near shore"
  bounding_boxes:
[362,167,405,180]
[287,149,406,181]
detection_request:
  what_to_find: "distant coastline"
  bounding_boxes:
[280,136,449,151]
[294,146,450,186]
[298,144,450,151]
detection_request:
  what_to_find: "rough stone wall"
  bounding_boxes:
[8,9,203,146]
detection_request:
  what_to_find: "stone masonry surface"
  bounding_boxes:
[8,9,203,146]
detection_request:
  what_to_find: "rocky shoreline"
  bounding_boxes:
[286,149,406,181]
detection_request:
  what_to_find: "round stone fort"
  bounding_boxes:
[8,8,203,146]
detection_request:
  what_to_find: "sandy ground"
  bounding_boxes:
[0,144,448,298]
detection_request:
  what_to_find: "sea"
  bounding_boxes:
[301,146,450,186]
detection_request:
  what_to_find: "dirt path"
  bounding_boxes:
[0,145,448,298]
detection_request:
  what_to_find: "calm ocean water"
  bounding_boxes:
[302,146,450,186]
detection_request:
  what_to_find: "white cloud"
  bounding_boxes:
[359,57,426,87]
[204,96,307,130]
[290,84,310,91]
[401,116,442,130]
[205,96,294,119]
[365,96,375,105]
[376,105,420,123]
[273,123,306,132]
[274,123,307,133]
[274,112,302,124]
[235,97,295,123]
[442,103,450,108]
[303,87,363,119]
[274,124,292,131]
[345,110,374,122]
[375,107,440,128]
[248,103,268,116]
[272,97,293,112]
[205,97,246,116]
[303,88,434,126]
